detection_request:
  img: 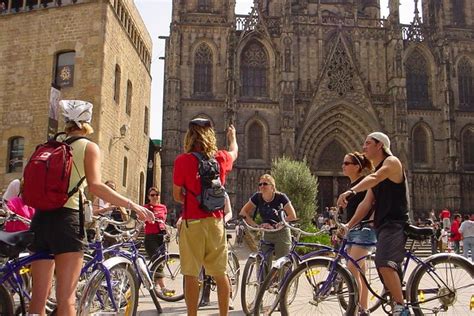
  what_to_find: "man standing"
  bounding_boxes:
[173,118,238,316]
[450,214,462,254]
[459,214,474,261]
[439,208,451,229]
[337,132,410,316]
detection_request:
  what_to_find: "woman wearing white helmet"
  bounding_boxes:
[28,100,154,316]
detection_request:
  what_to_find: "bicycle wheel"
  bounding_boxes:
[409,255,474,316]
[0,283,14,316]
[279,258,358,315]
[253,260,293,315]
[149,253,184,302]
[241,257,261,315]
[79,262,139,316]
[227,250,240,300]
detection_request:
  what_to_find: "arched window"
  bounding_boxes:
[406,50,430,108]
[462,127,474,170]
[122,157,128,187]
[198,0,211,12]
[114,64,121,103]
[247,122,264,159]
[458,58,473,109]
[7,137,24,173]
[125,80,132,115]
[194,44,213,96]
[413,125,429,164]
[241,42,268,98]
[139,172,145,205]
[54,51,75,88]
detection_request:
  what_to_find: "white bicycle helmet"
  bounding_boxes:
[60,100,93,128]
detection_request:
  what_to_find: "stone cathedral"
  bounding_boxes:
[161,0,474,218]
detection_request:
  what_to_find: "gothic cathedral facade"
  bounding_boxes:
[161,0,474,217]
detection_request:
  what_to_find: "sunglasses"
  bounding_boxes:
[258,182,269,187]
[149,194,159,197]
[189,118,212,128]
[342,161,356,166]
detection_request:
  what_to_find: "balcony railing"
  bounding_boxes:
[1,0,83,15]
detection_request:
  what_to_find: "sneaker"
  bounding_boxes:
[393,304,410,316]
[161,287,176,297]
[199,299,210,307]
[359,309,370,316]
[228,300,234,310]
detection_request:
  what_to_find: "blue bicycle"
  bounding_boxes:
[278,218,474,315]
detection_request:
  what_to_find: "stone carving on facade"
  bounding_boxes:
[327,39,354,96]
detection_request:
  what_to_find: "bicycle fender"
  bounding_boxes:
[272,256,291,270]
[248,252,258,260]
[78,257,134,316]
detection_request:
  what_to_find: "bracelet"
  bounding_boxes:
[349,189,356,195]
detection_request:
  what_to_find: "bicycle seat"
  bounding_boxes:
[404,225,433,241]
[0,230,35,258]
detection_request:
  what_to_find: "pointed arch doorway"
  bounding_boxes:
[314,140,350,214]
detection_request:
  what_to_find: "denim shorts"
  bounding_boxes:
[346,227,377,250]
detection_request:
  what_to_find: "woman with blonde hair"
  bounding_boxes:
[240,174,297,260]
[28,100,154,315]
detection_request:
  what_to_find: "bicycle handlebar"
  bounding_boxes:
[240,215,286,233]
[279,210,328,237]
[0,201,32,226]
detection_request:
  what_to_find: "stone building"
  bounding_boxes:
[0,0,153,204]
[161,0,474,217]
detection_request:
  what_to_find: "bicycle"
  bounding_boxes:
[198,232,240,307]
[240,217,289,315]
[146,220,184,302]
[278,217,474,315]
[252,211,337,315]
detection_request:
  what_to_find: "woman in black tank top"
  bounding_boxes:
[342,152,376,316]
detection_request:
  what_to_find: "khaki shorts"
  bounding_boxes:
[179,217,227,277]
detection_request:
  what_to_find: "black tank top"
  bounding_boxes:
[345,177,371,223]
[372,158,409,228]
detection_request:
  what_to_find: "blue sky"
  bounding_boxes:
[135,0,417,140]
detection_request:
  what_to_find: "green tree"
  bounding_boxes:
[271,157,318,228]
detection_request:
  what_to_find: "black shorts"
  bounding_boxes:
[30,208,85,255]
[374,222,407,271]
[144,233,165,260]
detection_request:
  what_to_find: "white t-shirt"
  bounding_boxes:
[459,220,474,238]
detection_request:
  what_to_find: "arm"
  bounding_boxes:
[173,184,185,204]
[337,157,401,208]
[84,142,153,221]
[226,125,238,162]
[346,189,375,229]
[239,201,258,227]
[283,202,297,222]
[223,194,232,223]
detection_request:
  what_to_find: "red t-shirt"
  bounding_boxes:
[173,150,233,220]
[440,209,451,219]
[144,203,167,235]
[450,219,461,241]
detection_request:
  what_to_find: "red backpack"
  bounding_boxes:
[22,135,87,211]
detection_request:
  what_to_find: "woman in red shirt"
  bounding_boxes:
[143,187,174,296]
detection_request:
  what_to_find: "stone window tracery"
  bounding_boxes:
[406,50,431,108]
[126,80,132,115]
[248,122,264,159]
[194,44,213,96]
[413,125,429,165]
[327,40,354,96]
[458,58,473,109]
[241,42,268,98]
